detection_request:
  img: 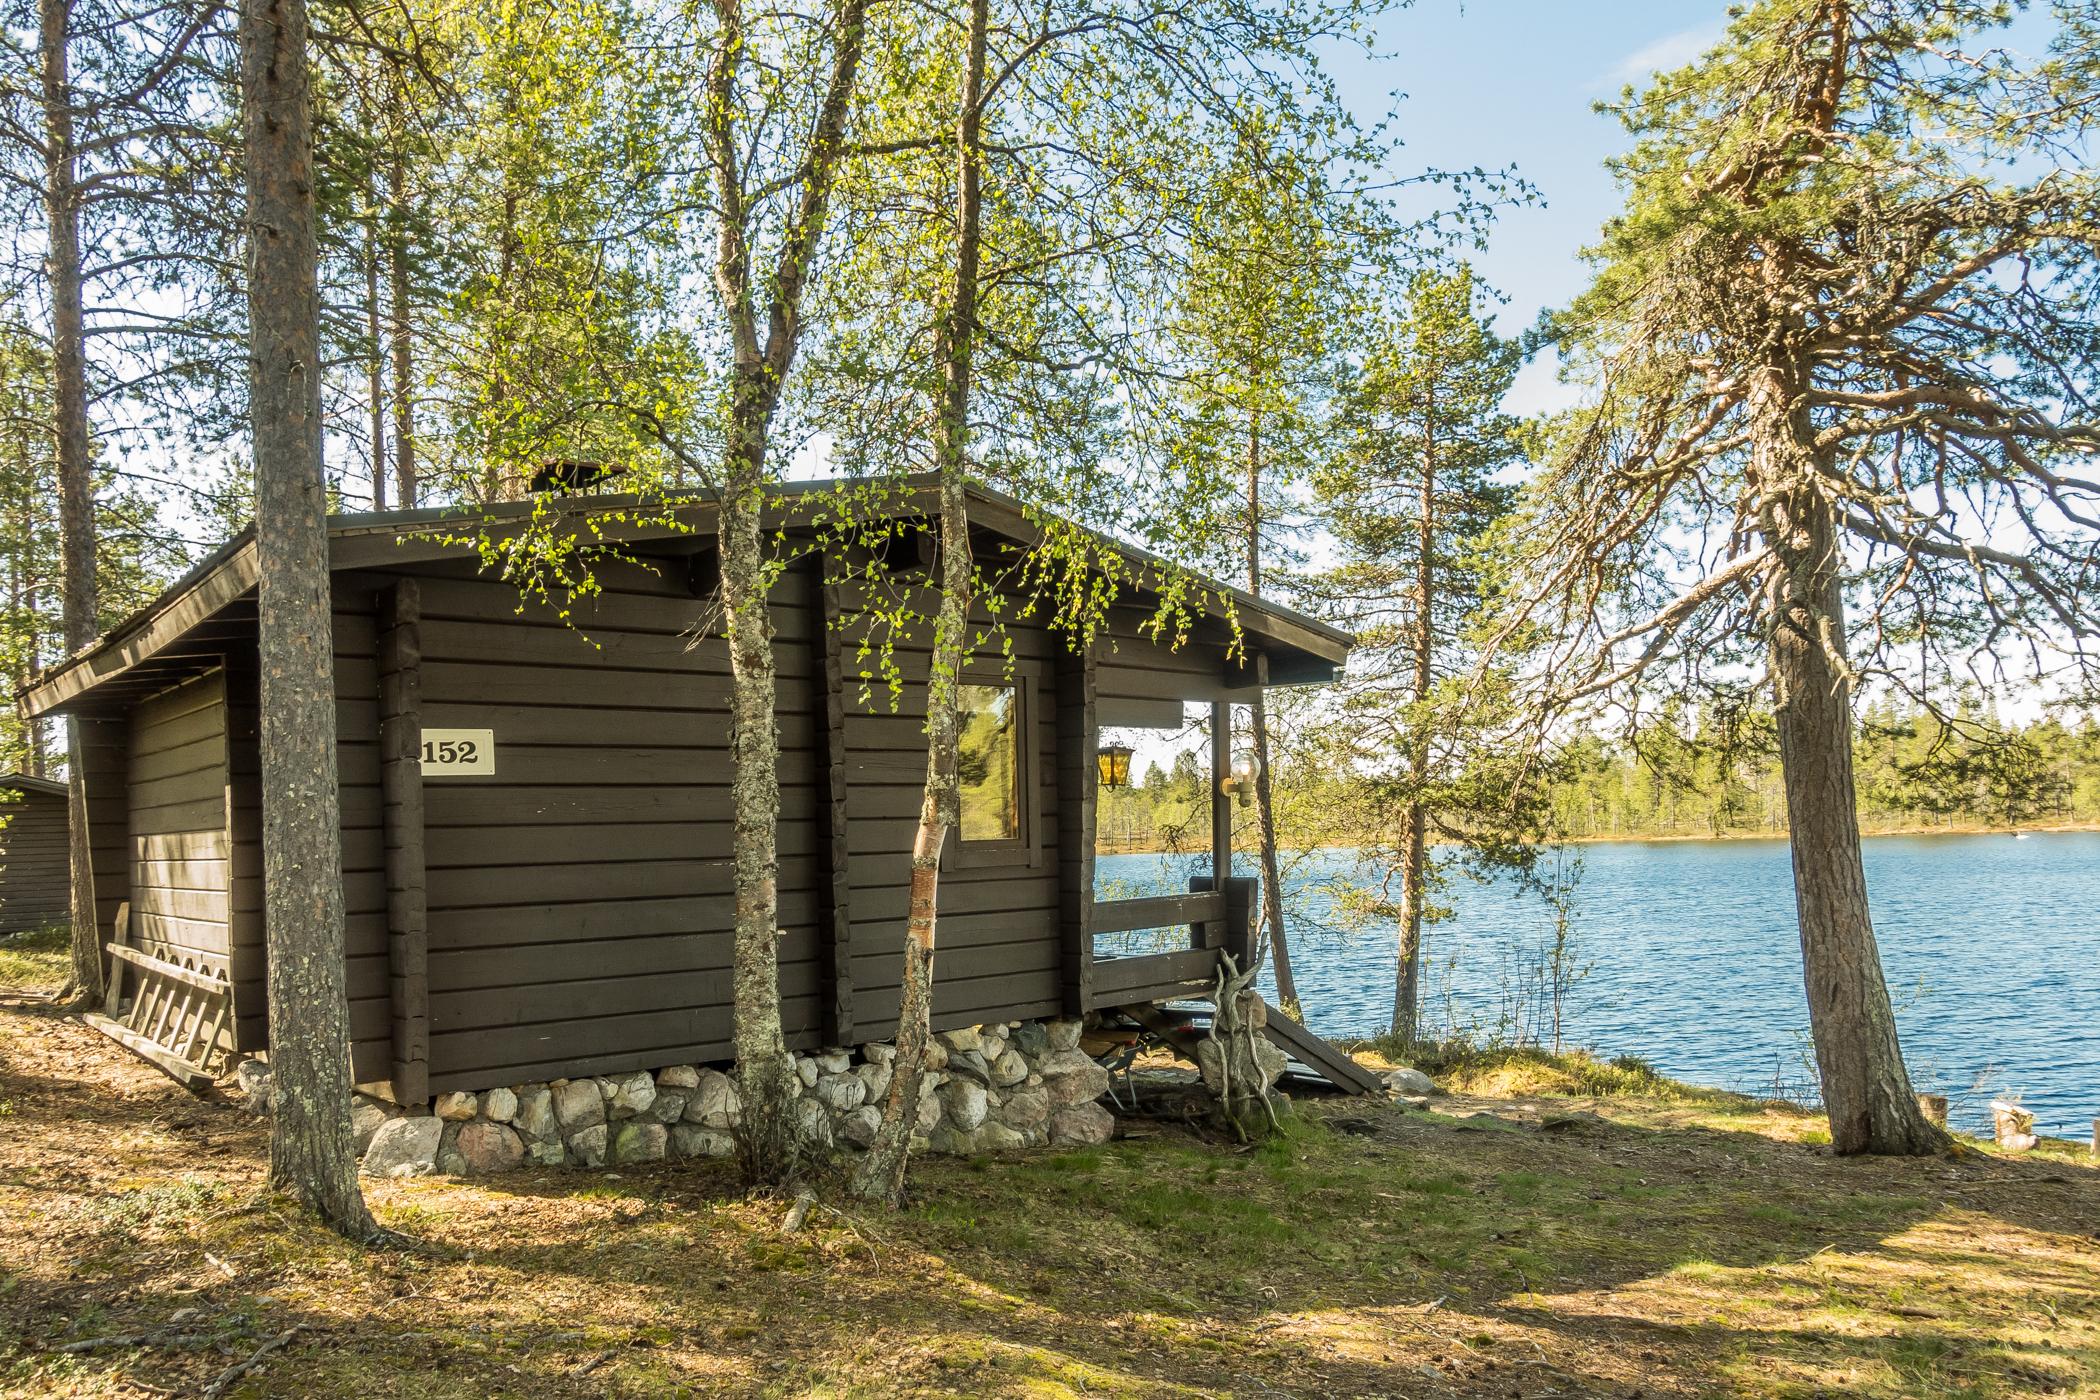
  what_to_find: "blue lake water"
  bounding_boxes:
[1097,833,2100,1137]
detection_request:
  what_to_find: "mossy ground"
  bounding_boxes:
[3,962,2096,1397]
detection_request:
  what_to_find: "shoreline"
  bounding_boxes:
[1093,820,2100,858]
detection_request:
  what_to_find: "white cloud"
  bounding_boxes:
[1597,23,1723,91]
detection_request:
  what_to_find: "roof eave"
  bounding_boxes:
[23,476,1351,715]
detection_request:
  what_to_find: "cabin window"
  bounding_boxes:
[958,682,1021,843]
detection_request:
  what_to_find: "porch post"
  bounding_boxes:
[1056,641,1097,1015]
[1210,699,1231,890]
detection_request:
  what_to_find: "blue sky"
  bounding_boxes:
[1328,1,1734,412]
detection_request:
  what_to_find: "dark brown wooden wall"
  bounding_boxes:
[126,674,231,971]
[833,583,1065,1040]
[307,552,1244,1094]
[341,558,825,1093]
[0,786,71,934]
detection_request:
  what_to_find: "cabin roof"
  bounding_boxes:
[0,772,70,800]
[21,475,1352,719]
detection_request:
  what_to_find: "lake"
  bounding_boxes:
[1097,832,2100,1138]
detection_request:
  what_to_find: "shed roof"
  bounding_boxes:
[21,476,1352,720]
[0,772,70,800]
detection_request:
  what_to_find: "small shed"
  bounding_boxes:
[19,478,1356,1103]
[0,772,72,935]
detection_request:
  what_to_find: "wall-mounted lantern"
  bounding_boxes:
[1097,742,1135,788]
[1221,747,1260,807]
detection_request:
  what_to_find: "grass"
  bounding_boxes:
[1359,1035,1752,1104]
[0,928,68,991]
[1,996,2097,1396]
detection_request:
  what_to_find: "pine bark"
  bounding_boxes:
[1391,420,1436,1041]
[853,0,986,1206]
[41,0,103,1001]
[364,207,386,511]
[1243,411,1296,1009]
[387,152,415,508]
[241,0,379,1235]
[1753,364,1946,1157]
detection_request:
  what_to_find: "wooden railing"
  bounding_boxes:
[1087,890,1224,939]
[1082,878,1256,1008]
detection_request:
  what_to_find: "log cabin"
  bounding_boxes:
[0,772,72,936]
[18,477,1372,1115]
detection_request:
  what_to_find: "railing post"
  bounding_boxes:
[1223,875,1256,970]
[1189,874,1256,966]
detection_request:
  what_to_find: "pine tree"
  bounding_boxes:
[1513,0,2100,1153]
[241,0,377,1237]
[1310,265,1526,1043]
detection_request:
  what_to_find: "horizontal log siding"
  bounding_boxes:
[333,584,395,1083]
[77,716,129,949]
[126,674,230,975]
[836,590,1063,1040]
[393,560,825,1090]
[0,787,72,933]
[223,651,268,1051]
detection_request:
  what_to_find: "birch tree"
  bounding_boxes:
[702,0,872,1187]
[847,0,987,1207]
[1511,0,2100,1154]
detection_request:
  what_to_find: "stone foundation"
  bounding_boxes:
[252,1016,1118,1180]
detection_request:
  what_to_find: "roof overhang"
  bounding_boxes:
[21,475,1351,718]
[0,772,70,799]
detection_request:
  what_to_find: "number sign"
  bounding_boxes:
[419,728,495,776]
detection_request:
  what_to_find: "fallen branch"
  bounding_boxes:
[202,1324,308,1400]
[52,1332,156,1354]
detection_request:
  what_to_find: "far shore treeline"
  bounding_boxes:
[1098,697,2100,853]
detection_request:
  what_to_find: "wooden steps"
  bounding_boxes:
[1122,1000,1383,1097]
[1259,1006,1384,1096]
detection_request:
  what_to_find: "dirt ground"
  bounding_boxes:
[3,979,2097,1398]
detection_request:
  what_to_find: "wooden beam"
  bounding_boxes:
[1057,640,1097,1015]
[1211,700,1232,898]
[106,941,229,995]
[22,541,259,717]
[1262,1008,1383,1096]
[815,561,854,1044]
[76,716,130,963]
[81,1011,213,1090]
[1090,947,1221,1002]
[1088,891,1225,937]
[378,579,429,1105]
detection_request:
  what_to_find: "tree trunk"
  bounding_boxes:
[41,0,103,1002]
[719,414,798,1186]
[1392,799,1425,1041]
[1756,368,1946,1157]
[1242,410,1296,1009]
[364,204,386,511]
[701,0,868,1189]
[387,151,415,508]
[241,0,379,1236]
[853,0,987,1206]
[1392,417,1437,1043]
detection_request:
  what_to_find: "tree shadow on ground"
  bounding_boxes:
[6,1000,2098,1399]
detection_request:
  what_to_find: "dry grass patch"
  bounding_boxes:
[2,994,2097,1398]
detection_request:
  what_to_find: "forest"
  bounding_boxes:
[1100,700,2100,852]
[0,5,2097,1386]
